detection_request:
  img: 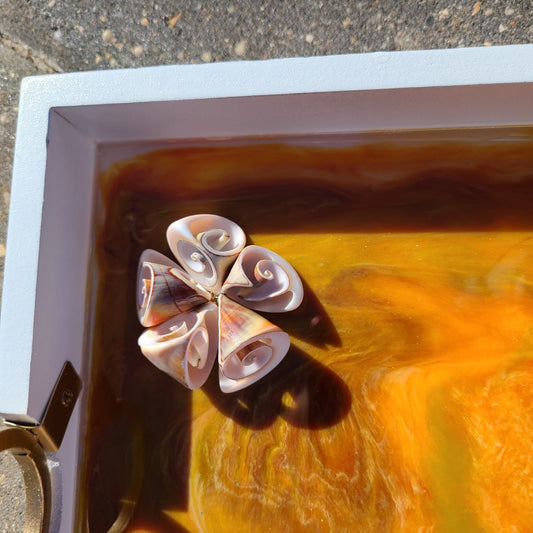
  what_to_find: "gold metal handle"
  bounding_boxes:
[0,426,51,533]
[0,362,82,532]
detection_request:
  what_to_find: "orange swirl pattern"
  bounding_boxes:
[85,135,533,532]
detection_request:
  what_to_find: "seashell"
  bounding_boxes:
[138,302,218,389]
[218,295,290,393]
[137,249,212,327]
[167,214,246,293]
[221,245,304,312]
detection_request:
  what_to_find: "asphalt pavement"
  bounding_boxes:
[0,1,532,531]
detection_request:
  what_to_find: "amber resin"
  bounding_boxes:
[83,136,533,532]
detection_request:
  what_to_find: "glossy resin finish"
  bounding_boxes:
[84,135,533,531]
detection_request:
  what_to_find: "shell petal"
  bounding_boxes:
[167,214,246,293]
[221,245,304,312]
[138,302,218,389]
[136,249,211,327]
[218,295,290,393]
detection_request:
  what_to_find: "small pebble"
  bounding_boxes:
[201,51,212,62]
[343,18,352,28]
[132,45,143,57]
[305,33,314,43]
[109,57,118,68]
[0,244,6,257]
[140,17,149,26]
[504,7,515,16]
[3,192,10,207]
[471,2,481,16]
[102,29,113,42]
[168,13,182,29]
[485,8,493,16]
[439,8,450,19]
[499,23,507,32]
[47,0,56,7]
[234,39,247,56]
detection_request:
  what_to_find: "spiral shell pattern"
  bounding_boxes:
[218,295,290,393]
[137,215,303,392]
[222,245,304,312]
[167,214,246,292]
[138,303,218,389]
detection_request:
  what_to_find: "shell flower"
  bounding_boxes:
[136,214,304,393]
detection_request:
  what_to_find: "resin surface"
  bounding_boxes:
[84,137,533,532]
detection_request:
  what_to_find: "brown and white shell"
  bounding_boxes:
[167,214,246,293]
[221,245,303,312]
[138,302,218,389]
[218,295,290,393]
[136,249,211,327]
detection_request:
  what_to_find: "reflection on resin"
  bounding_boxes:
[84,140,533,532]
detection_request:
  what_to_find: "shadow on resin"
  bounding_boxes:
[203,344,351,430]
